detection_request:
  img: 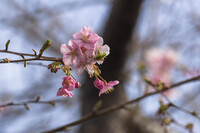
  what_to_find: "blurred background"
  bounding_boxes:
[0,0,200,133]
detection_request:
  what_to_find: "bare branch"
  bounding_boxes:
[0,96,62,110]
[43,75,200,133]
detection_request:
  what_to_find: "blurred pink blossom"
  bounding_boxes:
[145,48,178,97]
[146,48,177,74]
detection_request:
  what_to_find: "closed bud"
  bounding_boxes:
[75,82,81,88]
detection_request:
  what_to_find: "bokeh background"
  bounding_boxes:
[0,0,200,133]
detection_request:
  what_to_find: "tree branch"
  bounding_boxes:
[0,49,62,63]
[43,75,200,133]
[0,96,61,110]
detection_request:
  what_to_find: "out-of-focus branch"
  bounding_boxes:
[166,112,193,133]
[169,102,200,120]
[43,75,200,133]
[0,96,60,110]
[148,79,200,120]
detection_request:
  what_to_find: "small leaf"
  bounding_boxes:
[185,123,193,133]
[3,58,10,63]
[144,78,153,85]
[96,53,107,60]
[93,100,103,112]
[161,118,172,126]
[157,104,170,115]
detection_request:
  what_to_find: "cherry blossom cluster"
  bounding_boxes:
[57,26,119,97]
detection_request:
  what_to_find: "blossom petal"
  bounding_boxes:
[60,44,70,55]
[57,88,73,98]
[63,55,72,65]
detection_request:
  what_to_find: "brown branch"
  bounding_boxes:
[166,112,193,133]
[169,102,200,120]
[148,79,200,121]
[0,49,62,63]
[43,75,200,133]
[0,96,61,110]
[0,57,61,63]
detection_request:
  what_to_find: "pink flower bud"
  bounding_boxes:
[75,82,81,88]
[62,76,76,91]
[94,79,104,89]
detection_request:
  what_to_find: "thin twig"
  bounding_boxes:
[149,80,200,120]
[43,75,200,133]
[0,97,63,110]
[0,49,62,63]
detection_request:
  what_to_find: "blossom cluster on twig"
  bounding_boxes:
[57,26,119,97]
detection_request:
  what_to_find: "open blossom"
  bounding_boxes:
[57,87,73,97]
[94,80,119,96]
[61,26,110,76]
[94,37,110,64]
[73,26,99,50]
[61,40,82,66]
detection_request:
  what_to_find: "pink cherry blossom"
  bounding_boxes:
[99,80,119,96]
[57,87,73,98]
[94,79,104,89]
[61,40,82,66]
[73,26,99,50]
[74,50,95,75]
[94,37,110,64]
[73,26,99,44]
[59,26,119,98]
[62,76,76,91]
[75,62,94,75]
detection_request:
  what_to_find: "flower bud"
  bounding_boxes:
[75,82,81,88]
[94,79,104,89]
